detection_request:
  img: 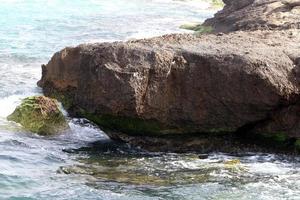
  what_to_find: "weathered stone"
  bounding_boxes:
[38,30,300,139]
[204,0,300,32]
[37,0,300,152]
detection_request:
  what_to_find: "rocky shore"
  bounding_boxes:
[38,0,300,153]
[204,0,300,32]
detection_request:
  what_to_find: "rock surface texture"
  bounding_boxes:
[38,0,300,152]
[204,0,300,32]
[7,96,68,135]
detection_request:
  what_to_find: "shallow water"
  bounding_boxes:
[0,0,299,199]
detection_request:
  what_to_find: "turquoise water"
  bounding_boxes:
[0,0,300,199]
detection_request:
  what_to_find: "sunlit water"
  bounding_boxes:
[0,0,299,199]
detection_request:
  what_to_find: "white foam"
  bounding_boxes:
[247,162,291,174]
[0,94,37,118]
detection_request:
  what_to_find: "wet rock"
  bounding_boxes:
[7,96,68,135]
[38,31,300,139]
[198,154,209,159]
[295,139,300,151]
[58,154,214,186]
[180,23,214,34]
[224,159,241,165]
[37,0,300,152]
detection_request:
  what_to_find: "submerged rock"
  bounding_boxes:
[180,23,213,34]
[7,96,68,135]
[58,154,215,186]
[224,159,241,166]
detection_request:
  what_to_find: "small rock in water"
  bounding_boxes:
[7,96,68,135]
[198,154,209,159]
[224,159,241,165]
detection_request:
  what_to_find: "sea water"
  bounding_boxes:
[0,0,299,199]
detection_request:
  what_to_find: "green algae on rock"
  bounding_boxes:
[295,139,300,152]
[7,96,68,135]
[84,113,163,136]
[210,0,224,8]
[81,111,236,137]
[58,154,214,186]
[180,23,213,34]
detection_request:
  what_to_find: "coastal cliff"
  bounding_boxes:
[38,0,300,152]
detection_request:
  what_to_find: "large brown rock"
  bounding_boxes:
[38,30,300,143]
[204,0,300,32]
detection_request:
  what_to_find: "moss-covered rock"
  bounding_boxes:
[294,139,300,152]
[224,159,241,165]
[81,111,235,137]
[243,131,290,147]
[261,132,290,147]
[81,112,179,136]
[7,96,68,135]
[211,0,224,8]
[180,23,213,34]
[48,91,73,110]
